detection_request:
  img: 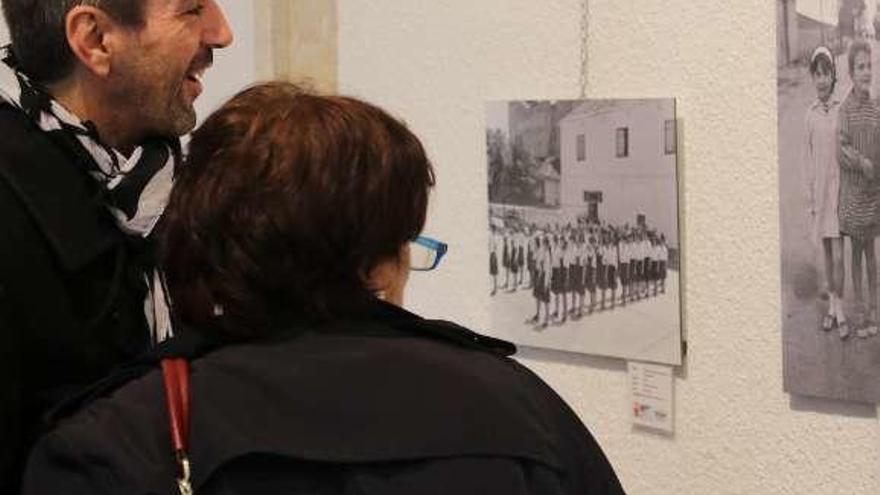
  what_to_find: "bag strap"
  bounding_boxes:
[161,358,193,495]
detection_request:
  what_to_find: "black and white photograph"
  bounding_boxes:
[778,0,880,402]
[485,98,682,365]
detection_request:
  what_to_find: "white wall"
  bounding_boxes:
[194,0,257,124]
[339,1,880,494]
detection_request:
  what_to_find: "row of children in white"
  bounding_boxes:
[490,227,669,327]
[490,232,669,279]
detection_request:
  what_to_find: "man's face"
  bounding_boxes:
[108,0,233,140]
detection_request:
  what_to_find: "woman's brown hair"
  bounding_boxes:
[160,82,435,338]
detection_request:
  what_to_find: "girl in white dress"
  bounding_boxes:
[804,46,847,337]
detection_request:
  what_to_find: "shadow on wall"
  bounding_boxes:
[517,345,627,373]
[517,342,690,381]
[789,394,878,419]
[674,118,687,380]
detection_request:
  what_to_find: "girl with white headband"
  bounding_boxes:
[805,45,847,337]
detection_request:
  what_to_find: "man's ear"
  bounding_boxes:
[65,5,119,77]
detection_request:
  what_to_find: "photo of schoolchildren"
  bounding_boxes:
[485,98,682,364]
[778,2,880,402]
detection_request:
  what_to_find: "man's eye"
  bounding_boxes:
[187,4,205,15]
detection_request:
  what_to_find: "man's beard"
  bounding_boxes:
[111,72,197,142]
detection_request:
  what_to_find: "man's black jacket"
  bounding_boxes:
[22,301,626,494]
[0,103,152,492]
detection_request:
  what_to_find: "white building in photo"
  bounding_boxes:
[559,99,679,248]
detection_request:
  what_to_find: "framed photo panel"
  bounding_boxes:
[485,98,683,365]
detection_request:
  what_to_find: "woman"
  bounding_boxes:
[22,83,624,494]
[838,40,880,338]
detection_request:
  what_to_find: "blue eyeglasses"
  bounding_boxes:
[410,236,448,271]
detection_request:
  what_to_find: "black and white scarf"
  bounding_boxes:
[0,47,175,343]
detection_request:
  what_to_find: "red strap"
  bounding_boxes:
[161,358,190,456]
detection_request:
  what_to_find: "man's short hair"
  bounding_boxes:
[1,0,143,83]
[160,83,436,338]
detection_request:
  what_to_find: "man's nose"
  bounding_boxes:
[203,0,234,49]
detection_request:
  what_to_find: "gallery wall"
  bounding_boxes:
[337,1,879,494]
[0,1,875,492]
[254,0,337,92]
[193,0,257,124]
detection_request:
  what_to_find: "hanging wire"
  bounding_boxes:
[579,0,590,98]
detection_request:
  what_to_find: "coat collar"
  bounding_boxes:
[366,298,517,356]
[0,103,119,271]
[45,298,517,426]
[148,297,517,360]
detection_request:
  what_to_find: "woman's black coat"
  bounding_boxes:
[23,301,626,494]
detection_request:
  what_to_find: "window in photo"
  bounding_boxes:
[616,127,629,158]
[576,133,586,162]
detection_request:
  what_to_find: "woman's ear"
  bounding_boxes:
[367,244,410,306]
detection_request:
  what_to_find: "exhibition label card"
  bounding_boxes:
[629,361,674,433]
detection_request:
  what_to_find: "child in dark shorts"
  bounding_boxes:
[586,235,597,313]
[604,234,618,310]
[568,234,583,318]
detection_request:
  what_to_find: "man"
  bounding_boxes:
[0,0,232,490]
